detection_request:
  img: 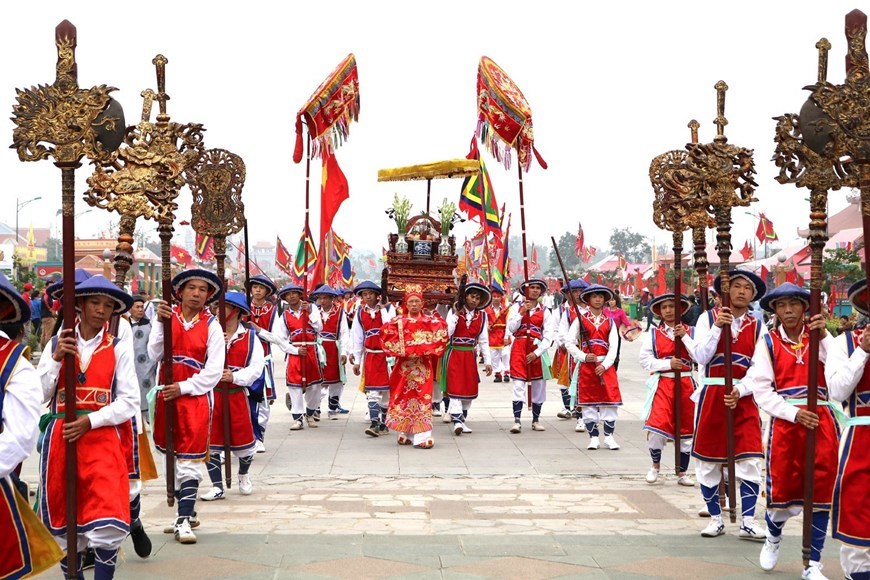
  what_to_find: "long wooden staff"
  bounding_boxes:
[671,232,685,475]
[158,221,176,505]
[517,164,533,409]
[772,36,848,566]
[301,134,312,391]
[11,23,127,575]
[244,222,252,306]
[214,236,232,487]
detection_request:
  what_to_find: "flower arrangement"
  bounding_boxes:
[388,193,411,233]
[438,198,456,237]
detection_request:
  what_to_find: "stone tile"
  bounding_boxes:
[609,556,746,578]
[293,555,430,579]
[450,556,594,579]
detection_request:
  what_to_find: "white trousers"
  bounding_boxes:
[56,524,127,552]
[512,379,546,404]
[288,387,321,414]
[647,432,692,453]
[176,459,203,487]
[581,406,618,424]
[448,398,472,416]
[842,545,870,577]
[491,347,511,373]
[365,390,390,407]
[695,458,763,487]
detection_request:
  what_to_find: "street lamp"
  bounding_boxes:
[15,195,42,246]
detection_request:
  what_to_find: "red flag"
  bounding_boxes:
[760,265,769,284]
[529,246,540,276]
[785,268,797,285]
[828,284,838,310]
[195,233,215,261]
[596,273,603,284]
[320,148,350,246]
[275,236,293,277]
[755,212,778,243]
[236,240,246,271]
[583,272,592,283]
[634,270,643,293]
[575,223,585,258]
[794,268,805,287]
[706,272,713,289]
[740,240,752,261]
[170,245,193,267]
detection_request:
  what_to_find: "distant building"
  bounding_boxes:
[252,241,277,276]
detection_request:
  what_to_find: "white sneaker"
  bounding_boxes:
[254,440,266,453]
[453,423,464,436]
[801,563,829,580]
[174,517,197,544]
[462,424,472,434]
[738,519,767,542]
[575,419,586,433]
[603,435,620,450]
[432,407,442,417]
[701,517,725,537]
[238,474,253,496]
[677,474,696,487]
[289,419,303,431]
[306,415,318,428]
[645,467,659,484]
[327,410,339,420]
[587,436,600,450]
[510,422,521,434]
[759,538,781,571]
[442,413,452,424]
[531,422,546,432]
[556,408,572,419]
[200,486,225,501]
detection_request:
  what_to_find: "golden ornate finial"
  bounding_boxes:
[816,38,831,83]
[714,80,729,143]
[152,54,170,119]
[688,119,700,144]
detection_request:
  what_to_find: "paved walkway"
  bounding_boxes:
[21,334,843,578]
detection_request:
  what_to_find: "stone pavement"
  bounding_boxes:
[21,333,843,578]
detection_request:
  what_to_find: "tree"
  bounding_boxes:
[547,231,580,276]
[609,228,650,263]
[822,247,863,292]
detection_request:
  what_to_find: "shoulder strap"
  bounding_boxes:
[846,330,856,356]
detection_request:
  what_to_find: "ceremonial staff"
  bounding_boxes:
[773,17,858,566]
[476,56,547,409]
[244,219,252,305]
[11,21,125,578]
[687,120,713,312]
[186,148,246,488]
[685,82,757,522]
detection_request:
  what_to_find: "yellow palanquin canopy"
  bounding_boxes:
[377,159,479,182]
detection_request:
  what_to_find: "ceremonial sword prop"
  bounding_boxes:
[772,16,858,565]
[186,148,246,488]
[11,21,126,577]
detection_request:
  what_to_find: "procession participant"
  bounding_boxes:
[201,292,262,501]
[638,293,696,486]
[506,279,556,433]
[743,283,838,578]
[485,286,511,383]
[688,270,768,540]
[565,284,622,450]
[350,281,394,437]
[0,272,63,580]
[273,282,323,431]
[129,295,157,419]
[443,283,492,435]
[556,279,589,432]
[148,268,225,545]
[245,274,280,451]
[311,285,351,419]
[37,276,138,577]
[825,280,870,580]
[381,285,448,448]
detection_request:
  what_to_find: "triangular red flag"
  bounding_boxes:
[740,240,753,261]
[320,148,349,247]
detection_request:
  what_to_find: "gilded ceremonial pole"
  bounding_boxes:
[774,16,861,565]
[687,120,712,311]
[685,82,757,523]
[11,21,125,578]
[187,148,246,488]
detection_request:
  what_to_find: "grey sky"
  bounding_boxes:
[1,0,862,257]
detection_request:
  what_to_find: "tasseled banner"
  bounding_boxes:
[293,115,305,163]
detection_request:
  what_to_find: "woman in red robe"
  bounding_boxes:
[381,285,448,449]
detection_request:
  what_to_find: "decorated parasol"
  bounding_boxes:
[476,56,546,408]
[293,53,360,163]
[378,159,479,214]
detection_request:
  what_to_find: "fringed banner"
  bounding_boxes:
[293,53,360,163]
[476,56,546,172]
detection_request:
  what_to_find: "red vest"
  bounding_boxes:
[247,301,277,352]
[704,308,762,380]
[487,305,509,348]
[162,306,214,384]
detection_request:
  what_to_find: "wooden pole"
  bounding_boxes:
[158,223,176,507]
[59,164,79,578]
[214,236,232,488]
[243,220,252,306]
[517,163,532,409]
[300,135,311,391]
[672,231,684,476]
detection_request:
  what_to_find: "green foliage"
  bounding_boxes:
[609,228,650,263]
[822,247,862,292]
[547,231,580,276]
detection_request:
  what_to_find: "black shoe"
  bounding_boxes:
[365,422,380,437]
[82,547,96,570]
[494,374,502,383]
[130,518,152,558]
